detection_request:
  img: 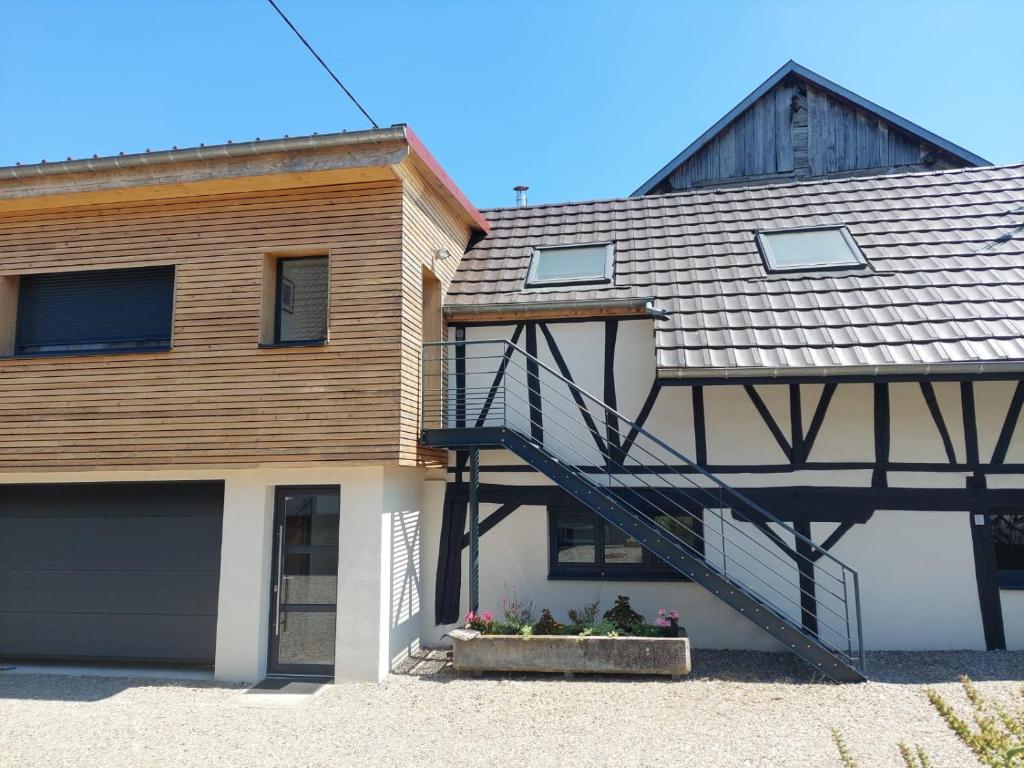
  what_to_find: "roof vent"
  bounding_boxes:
[513,185,529,207]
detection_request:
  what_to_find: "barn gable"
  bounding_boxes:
[632,60,990,196]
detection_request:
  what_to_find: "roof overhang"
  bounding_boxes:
[0,125,489,233]
[631,60,992,197]
[445,296,655,323]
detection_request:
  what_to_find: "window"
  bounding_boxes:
[13,265,174,356]
[755,226,867,272]
[992,512,1024,589]
[548,506,702,580]
[526,243,613,287]
[275,256,328,344]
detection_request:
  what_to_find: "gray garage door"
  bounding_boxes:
[0,481,224,665]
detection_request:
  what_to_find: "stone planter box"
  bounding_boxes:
[447,629,691,679]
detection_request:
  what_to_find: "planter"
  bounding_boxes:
[447,628,691,679]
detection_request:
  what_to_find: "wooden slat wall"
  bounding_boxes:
[661,79,970,192]
[397,163,474,464]
[0,177,452,470]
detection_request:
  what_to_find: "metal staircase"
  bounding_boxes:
[421,339,866,682]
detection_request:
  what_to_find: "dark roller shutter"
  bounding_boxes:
[0,481,224,665]
[15,265,174,354]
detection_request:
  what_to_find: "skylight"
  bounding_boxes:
[755,226,867,272]
[526,243,614,287]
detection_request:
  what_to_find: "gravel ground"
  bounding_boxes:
[1,650,1022,768]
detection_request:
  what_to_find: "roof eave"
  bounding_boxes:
[445,296,655,322]
[0,125,489,234]
[656,359,1024,382]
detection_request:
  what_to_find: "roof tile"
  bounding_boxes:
[448,164,1024,373]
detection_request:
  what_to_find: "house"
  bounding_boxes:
[414,65,1022,682]
[0,125,487,682]
[428,160,1024,681]
[632,61,989,195]
[0,65,1021,684]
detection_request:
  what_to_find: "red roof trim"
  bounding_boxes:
[403,126,489,234]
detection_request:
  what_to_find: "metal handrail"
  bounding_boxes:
[425,339,858,574]
[421,338,866,670]
[490,387,856,641]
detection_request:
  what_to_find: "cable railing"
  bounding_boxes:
[422,339,866,673]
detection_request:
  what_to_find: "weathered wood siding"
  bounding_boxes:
[655,77,971,193]
[398,163,475,465]
[0,175,469,471]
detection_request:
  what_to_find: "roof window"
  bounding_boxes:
[755,226,867,272]
[526,243,613,287]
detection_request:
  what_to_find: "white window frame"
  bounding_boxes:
[525,243,614,287]
[755,225,867,272]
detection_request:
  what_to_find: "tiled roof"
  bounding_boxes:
[447,163,1024,374]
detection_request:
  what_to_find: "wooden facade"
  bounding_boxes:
[0,132,479,471]
[637,63,985,195]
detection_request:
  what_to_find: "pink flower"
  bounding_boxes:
[668,610,679,620]
[655,618,670,628]
[465,611,475,622]
[482,611,494,622]
[658,608,666,617]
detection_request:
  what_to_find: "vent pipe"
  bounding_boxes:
[513,185,529,207]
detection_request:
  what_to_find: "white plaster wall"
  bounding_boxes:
[384,466,424,670]
[976,380,1022,462]
[1002,591,1024,651]
[823,510,985,650]
[705,385,790,465]
[807,383,874,462]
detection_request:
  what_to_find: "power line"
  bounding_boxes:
[265,0,379,129]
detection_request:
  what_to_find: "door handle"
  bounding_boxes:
[274,524,284,636]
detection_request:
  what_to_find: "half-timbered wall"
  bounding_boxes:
[425,317,1024,651]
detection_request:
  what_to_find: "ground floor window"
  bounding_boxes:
[547,505,702,580]
[991,512,1024,589]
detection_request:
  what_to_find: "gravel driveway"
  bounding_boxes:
[1,650,1022,768]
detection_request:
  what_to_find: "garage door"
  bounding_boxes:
[0,481,224,665]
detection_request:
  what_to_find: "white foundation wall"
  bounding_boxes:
[820,510,985,650]
[0,464,427,684]
[420,502,783,651]
[419,499,989,651]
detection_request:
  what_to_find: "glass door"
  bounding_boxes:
[268,486,340,677]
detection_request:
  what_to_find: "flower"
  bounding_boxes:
[658,608,666,616]
[668,610,679,620]
[482,611,494,623]
[655,618,670,628]
[465,611,475,623]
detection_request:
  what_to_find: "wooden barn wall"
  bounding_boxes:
[0,180,418,471]
[660,79,970,192]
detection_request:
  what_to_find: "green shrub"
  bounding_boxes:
[833,676,1024,768]
[925,677,1024,767]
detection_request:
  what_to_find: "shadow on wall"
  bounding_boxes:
[390,508,422,666]
[0,670,234,703]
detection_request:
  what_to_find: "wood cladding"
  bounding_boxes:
[0,174,472,470]
[653,77,972,193]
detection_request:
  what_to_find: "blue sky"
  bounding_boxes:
[1,0,1021,209]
